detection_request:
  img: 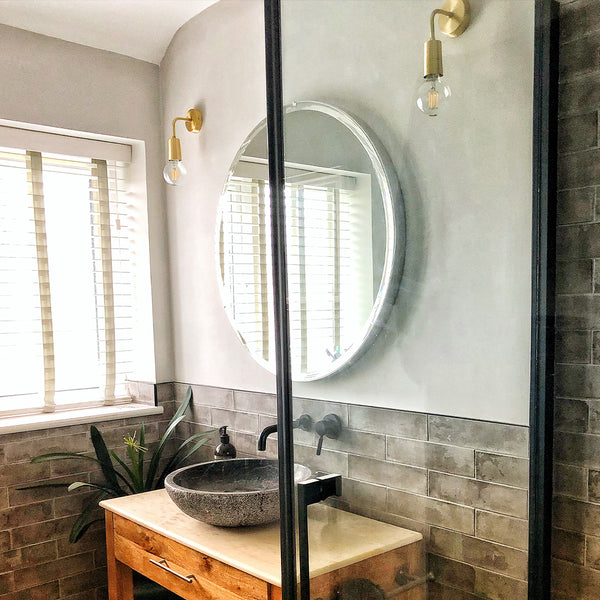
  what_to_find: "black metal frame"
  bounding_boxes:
[528,1,558,598]
[263,3,297,600]
[263,1,559,598]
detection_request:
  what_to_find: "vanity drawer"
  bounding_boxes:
[112,515,270,600]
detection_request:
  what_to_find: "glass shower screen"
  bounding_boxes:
[275,1,540,599]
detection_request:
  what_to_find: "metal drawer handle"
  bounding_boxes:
[149,558,195,583]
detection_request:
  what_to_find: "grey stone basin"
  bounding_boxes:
[164,458,312,527]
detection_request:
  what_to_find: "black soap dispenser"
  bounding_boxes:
[214,426,236,460]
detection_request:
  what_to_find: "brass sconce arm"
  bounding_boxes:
[166,108,203,162]
[423,0,471,78]
[429,8,455,40]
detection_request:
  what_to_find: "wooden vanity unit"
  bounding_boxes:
[101,490,424,600]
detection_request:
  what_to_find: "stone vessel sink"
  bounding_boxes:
[164,458,312,527]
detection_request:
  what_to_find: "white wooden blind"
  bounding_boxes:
[0,147,134,415]
[221,172,372,376]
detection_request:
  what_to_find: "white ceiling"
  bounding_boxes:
[0,0,220,64]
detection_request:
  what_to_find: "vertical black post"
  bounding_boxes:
[263,1,298,600]
[528,0,558,598]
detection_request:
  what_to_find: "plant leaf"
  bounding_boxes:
[158,430,214,476]
[69,493,105,543]
[144,414,186,490]
[156,431,214,488]
[17,483,70,491]
[68,481,119,495]
[172,386,193,423]
[109,450,136,494]
[31,452,101,464]
[90,425,124,496]
[70,518,104,543]
[138,422,146,490]
[144,386,193,490]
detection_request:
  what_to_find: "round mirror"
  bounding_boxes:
[216,101,405,381]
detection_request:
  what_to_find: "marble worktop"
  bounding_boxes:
[101,489,422,586]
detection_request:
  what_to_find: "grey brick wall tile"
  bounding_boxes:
[555,431,600,468]
[588,469,600,502]
[429,472,528,519]
[552,557,600,598]
[427,554,475,593]
[475,511,528,551]
[554,462,588,500]
[387,489,474,535]
[475,452,529,489]
[585,400,600,433]
[560,0,600,43]
[348,454,427,494]
[555,398,589,433]
[186,403,211,425]
[326,428,386,459]
[233,391,276,416]
[591,331,600,364]
[348,405,427,440]
[557,260,593,294]
[557,188,595,224]
[560,32,600,82]
[558,223,600,260]
[210,408,236,428]
[585,535,600,570]
[555,364,600,397]
[341,479,387,513]
[558,113,599,154]
[387,437,474,477]
[428,416,528,458]
[429,527,528,580]
[554,495,600,535]
[556,330,592,364]
[190,384,233,408]
[475,568,528,600]
[292,444,349,477]
[552,528,586,565]
[560,73,600,116]
[233,411,259,434]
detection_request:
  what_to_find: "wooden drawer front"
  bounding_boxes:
[113,516,269,600]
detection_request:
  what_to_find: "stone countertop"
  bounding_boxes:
[101,489,422,587]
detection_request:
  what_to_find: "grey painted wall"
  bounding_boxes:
[161,0,534,425]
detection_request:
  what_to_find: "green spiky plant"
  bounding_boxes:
[22,386,214,542]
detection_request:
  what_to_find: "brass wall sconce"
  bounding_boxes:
[163,108,203,186]
[416,0,471,116]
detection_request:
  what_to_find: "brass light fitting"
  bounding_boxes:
[417,0,471,117]
[163,108,203,186]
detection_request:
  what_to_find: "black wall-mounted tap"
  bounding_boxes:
[257,424,277,451]
[257,413,313,451]
[314,413,342,455]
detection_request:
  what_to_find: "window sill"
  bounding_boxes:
[0,403,164,435]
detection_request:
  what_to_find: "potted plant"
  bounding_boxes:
[23,386,214,542]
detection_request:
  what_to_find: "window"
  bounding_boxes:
[0,130,139,417]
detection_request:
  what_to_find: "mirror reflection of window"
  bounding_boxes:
[220,158,373,378]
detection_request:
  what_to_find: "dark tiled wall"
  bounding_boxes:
[553,1,600,598]
[0,384,175,600]
[174,383,530,600]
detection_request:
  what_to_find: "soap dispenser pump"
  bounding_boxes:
[214,426,236,460]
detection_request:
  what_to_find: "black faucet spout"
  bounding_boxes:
[257,424,277,451]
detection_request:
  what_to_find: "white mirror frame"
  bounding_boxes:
[216,100,405,381]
